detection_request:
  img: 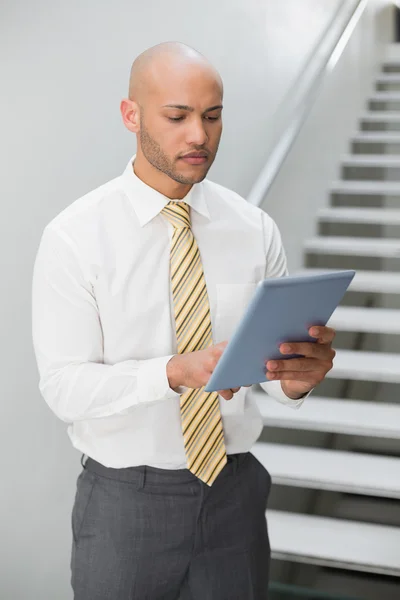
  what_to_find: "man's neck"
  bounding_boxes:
[133,153,192,200]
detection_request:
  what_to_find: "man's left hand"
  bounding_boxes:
[266,326,336,400]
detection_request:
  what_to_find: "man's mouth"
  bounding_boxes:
[180,152,208,165]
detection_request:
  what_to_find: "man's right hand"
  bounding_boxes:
[166,341,250,401]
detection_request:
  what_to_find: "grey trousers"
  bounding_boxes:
[70,451,272,599]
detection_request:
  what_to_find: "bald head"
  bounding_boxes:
[121,41,224,195]
[128,41,223,104]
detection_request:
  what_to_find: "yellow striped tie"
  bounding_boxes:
[161,200,227,486]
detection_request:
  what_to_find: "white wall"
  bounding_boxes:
[0,1,363,598]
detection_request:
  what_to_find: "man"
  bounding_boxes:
[31,41,335,599]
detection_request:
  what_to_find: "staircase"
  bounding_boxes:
[253,52,400,598]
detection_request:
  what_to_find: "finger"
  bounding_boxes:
[279,342,336,360]
[309,326,336,344]
[218,389,234,400]
[266,371,321,384]
[267,358,318,373]
[214,340,229,354]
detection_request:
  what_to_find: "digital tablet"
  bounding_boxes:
[204,270,355,392]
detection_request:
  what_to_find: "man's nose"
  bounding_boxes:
[186,117,208,146]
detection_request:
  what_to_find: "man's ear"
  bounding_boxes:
[120,98,140,133]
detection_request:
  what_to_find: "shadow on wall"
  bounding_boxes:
[396,5,400,40]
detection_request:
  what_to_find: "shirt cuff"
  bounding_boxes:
[137,354,185,403]
[258,379,313,409]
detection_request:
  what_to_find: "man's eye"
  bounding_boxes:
[168,116,184,122]
[205,116,220,121]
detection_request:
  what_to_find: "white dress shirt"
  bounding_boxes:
[31,154,307,469]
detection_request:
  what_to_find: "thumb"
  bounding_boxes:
[215,340,228,349]
[213,340,228,355]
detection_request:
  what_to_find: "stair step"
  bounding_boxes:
[329,305,400,334]
[298,268,400,294]
[376,74,400,84]
[382,60,400,71]
[341,154,400,167]
[353,132,400,144]
[360,112,400,123]
[370,91,400,101]
[336,496,400,527]
[267,510,400,576]
[329,349,400,383]
[253,392,400,439]
[318,207,400,225]
[253,442,400,498]
[304,236,400,258]
[331,180,400,195]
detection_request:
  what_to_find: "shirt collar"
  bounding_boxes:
[121,154,211,227]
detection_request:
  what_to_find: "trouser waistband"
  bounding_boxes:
[81,452,249,484]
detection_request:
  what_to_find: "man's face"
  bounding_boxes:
[138,66,223,185]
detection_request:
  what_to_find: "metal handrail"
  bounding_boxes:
[247,0,368,207]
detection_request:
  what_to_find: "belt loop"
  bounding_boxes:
[232,454,238,476]
[137,465,146,490]
[80,453,87,469]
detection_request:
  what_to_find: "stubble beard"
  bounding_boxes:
[139,117,216,185]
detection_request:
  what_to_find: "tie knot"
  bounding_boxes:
[161,201,191,229]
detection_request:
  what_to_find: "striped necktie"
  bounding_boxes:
[161,200,227,486]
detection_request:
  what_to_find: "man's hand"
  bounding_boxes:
[265,326,336,399]
[167,341,250,401]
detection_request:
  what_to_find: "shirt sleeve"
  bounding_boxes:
[31,226,182,424]
[257,211,313,409]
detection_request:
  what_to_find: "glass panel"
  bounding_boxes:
[268,582,362,600]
